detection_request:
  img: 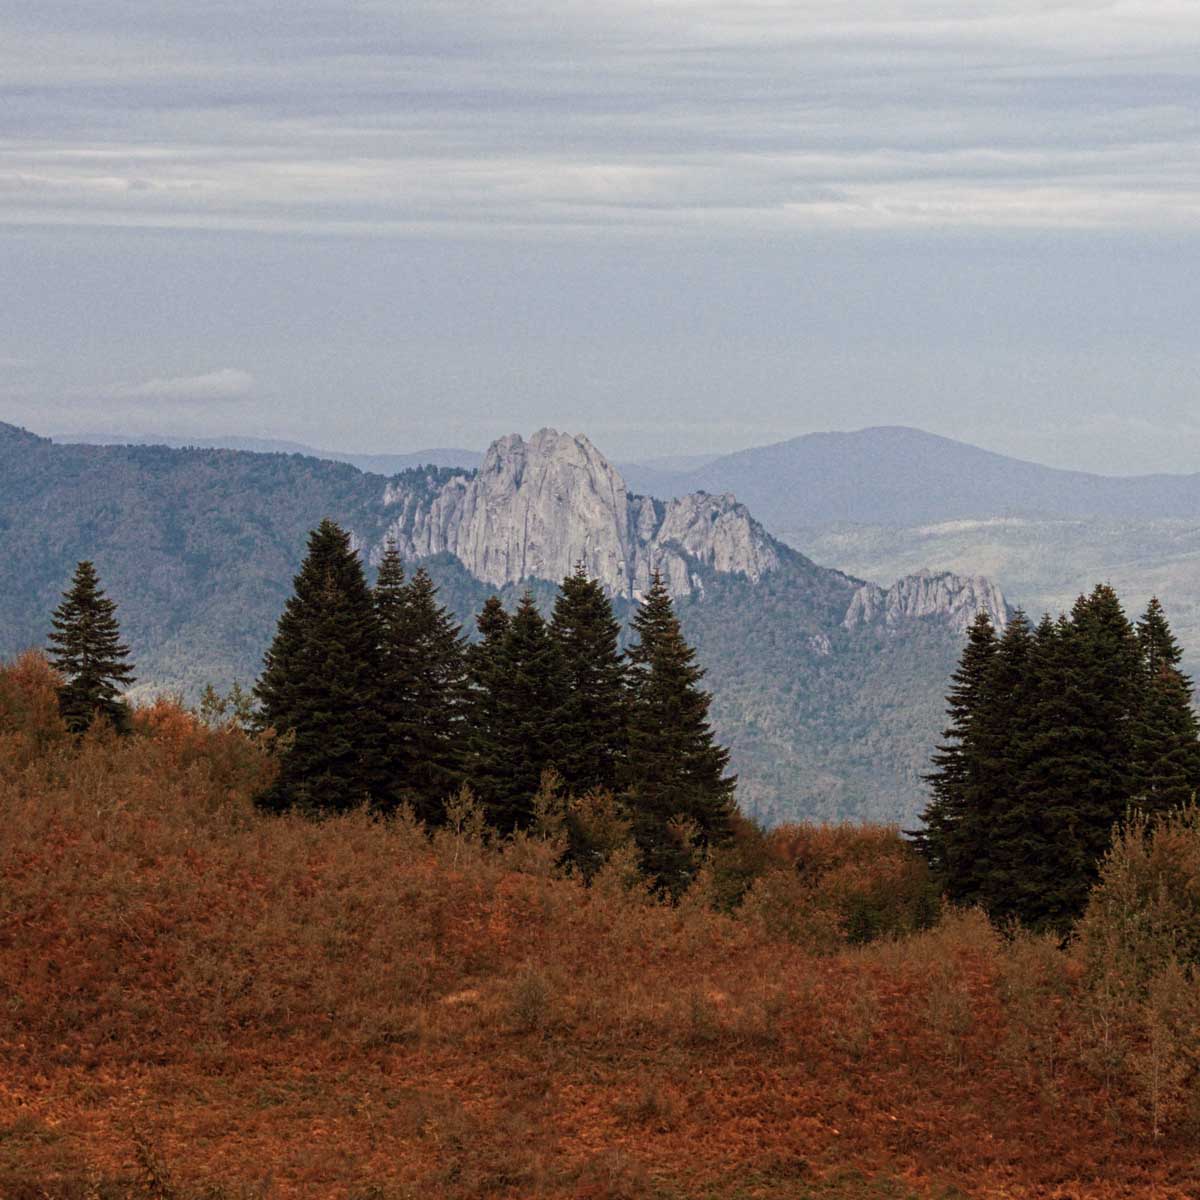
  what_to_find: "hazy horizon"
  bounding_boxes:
[22,420,1200,482]
[3,2,1198,473]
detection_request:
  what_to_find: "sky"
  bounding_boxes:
[1,1,1198,473]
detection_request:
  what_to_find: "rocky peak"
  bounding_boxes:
[843,569,1010,633]
[375,429,782,599]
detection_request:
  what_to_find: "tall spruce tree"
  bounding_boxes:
[464,595,509,806]
[917,610,998,900]
[921,609,1034,916]
[375,562,467,822]
[373,542,415,812]
[47,560,136,733]
[989,612,1081,928]
[254,519,385,814]
[622,571,735,893]
[1131,597,1200,813]
[468,592,567,833]
[549,563,627,796]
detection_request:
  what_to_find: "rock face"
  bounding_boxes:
[843,570,1010,633]
[376,428,781,600]
[373,428,1011,629]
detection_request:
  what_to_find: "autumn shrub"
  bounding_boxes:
[563,787,635,881]
[739,823,938,951]
[0,650,69,769]
[1077,805,1200,985]
[6,651,1200,1196]
[1074,805,1200,1135]
[996,927,1073,1093]
[704,810,774,911]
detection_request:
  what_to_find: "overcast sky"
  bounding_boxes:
[2,1,1198,471]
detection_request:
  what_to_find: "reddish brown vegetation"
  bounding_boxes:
[1,654,1198,1199]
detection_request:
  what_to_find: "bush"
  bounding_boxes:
[740,823,939,950]
[1076,805,1200,1135]
[1077,805,1200,987]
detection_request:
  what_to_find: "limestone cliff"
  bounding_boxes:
[375,428,780,600]
[372,428,1011,634]
[842,569,1010,633]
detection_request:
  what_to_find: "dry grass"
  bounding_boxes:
[1,653,1198,1198]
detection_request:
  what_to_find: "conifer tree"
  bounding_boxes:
[464,596,509,805]
[373,543,416,813]
[1002,589,1141,930]
[924,586,1200,933]
[917,610,997,899]
[956,609,1036,915]
[622,571,735,893]
[919,609,1034,915]
[47,560,136,732]
[468,592,567,833]
[1060,584,1143,907]
[549,563,627,796]
[1131,597,1200,813]
[988,612,1079,927]
[254,519,385,814]
[375,562,467,822]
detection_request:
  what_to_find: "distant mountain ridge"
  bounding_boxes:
[620,426,1200,527]
[0,420,1010,824]
[55,431,483,476]
[63,426,1200,528]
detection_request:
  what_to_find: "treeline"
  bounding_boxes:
[920,584,1200,932]
[48,520,737,894]
[256,520,736,886]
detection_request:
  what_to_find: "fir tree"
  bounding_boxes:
[622,571,735,894]
[990,612,1081,928]
[549,563,627,796]
[47,560,136,733]
[254,519,385,814]
[373,542,415,812]
[463,596,509,808]
[957,609,1036,916]
[917,610,998,899]
[376,564,467,822]
[1131,597,1200,814]
[469,592,567,833]
[994,588,1140,931]
[1061,584,1143,901]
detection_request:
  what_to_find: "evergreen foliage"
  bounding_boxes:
[549,563,627,796]
[1132,598,1200,814]
[254,519,385,814]
[922,586,1200,933]
[917,610,997,901]
[46,560,136,733]
[469,591,567,833]
[375,560,468,822]
[623,572,736,893]
[464,594,510,816]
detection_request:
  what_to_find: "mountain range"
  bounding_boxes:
[63,426,1200,675]
[619,425,1200,525]
[1,421,1010,826]
[55,432,482,477]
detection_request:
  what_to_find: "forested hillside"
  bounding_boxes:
[0,422,995,823]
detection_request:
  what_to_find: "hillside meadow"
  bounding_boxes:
[2,653,1200,1199]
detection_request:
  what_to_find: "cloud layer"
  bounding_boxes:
[113,367,255,403]
[2,1,1199,235]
